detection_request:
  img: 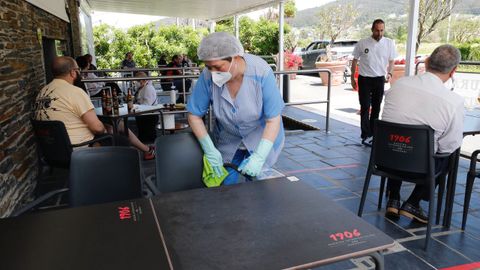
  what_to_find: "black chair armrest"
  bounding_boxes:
[11,188,69,217]
[71,134,114,148]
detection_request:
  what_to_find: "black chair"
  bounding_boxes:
[12,147,143,216]
[357,120,449,250]
[147,132,204,194]
[31,119,112,169]
[462,149,480,230]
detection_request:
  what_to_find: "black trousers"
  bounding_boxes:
[135,115,159,143]
[358,75,385,139]
[173,79,192,104]
[92,134,130,147]
[387,156,450,205]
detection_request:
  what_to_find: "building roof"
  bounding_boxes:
[87,0,280,20]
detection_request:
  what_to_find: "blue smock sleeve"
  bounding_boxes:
[261,69,285,119]
[187,70,212,117]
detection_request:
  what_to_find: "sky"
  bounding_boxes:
[91,0,335,29]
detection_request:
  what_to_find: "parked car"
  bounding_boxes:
[300,40,358,70]
[331,40,358,61]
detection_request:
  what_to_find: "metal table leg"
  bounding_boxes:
[368,251,385,270]
[443,148,460,228]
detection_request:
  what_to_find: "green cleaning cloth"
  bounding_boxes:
[202,155,228,187]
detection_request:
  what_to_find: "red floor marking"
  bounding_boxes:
[283,164,359,175]
[439,262,480,270]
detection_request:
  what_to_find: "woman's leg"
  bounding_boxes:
[115,121,150,152]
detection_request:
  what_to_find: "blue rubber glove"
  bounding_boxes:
[238,139,273,177]
[199,135,224,177]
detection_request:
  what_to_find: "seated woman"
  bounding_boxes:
[76,56,105,98]
[134,72,159,143]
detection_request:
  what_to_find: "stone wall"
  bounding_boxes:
[0,0,81,217]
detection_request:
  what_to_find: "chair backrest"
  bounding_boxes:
[372,120,435,175]
[31,119,74,169]
[69,147,142,207]
[155,132,204,193]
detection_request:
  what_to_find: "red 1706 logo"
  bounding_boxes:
[329,229,361,241]
[118,206,131,220]
[389,134,411,144]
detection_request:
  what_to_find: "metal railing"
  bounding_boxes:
[84,68,333,132]
[82,73,199,108]
[80,66,202,74]
[273,69,332,133]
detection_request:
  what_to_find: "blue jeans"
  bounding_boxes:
[223,149,252,185]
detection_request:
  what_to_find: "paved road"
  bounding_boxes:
[286,72,480,155]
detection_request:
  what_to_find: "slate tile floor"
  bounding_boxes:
[139,107,479,269]
[275,107,480,269]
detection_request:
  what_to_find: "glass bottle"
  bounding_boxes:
[127,87,134,113]
[113,90,119,115]
[105,89,113,115]
[101,89,107,115]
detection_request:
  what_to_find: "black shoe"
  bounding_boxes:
[385,199,400,217]
[361,137,372,147]
[399,202,428,224]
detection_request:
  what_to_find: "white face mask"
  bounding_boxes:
[211,59,234,87]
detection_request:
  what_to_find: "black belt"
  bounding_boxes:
[358,75,385,79]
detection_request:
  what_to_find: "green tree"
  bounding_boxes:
[315,3,358,44]
[450,16,480,43]
[216,17,288,55]
[284,0,297,18]
[416,0,458,53]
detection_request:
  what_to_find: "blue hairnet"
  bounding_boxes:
[198,32,244,61]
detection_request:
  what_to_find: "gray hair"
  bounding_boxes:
[427,44,461,74]
[52,56,77,78]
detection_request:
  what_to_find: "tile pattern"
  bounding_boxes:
[276,107,480,269]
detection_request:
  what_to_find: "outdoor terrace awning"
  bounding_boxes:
[87,0,280,20]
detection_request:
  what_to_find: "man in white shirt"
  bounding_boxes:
[351,19,396,146]
[381,44,464,223]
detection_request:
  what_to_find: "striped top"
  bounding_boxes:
[187,53,285,168]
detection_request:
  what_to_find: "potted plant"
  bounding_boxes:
[315,45,348,86]
[390,56,427,85]
[283,49,303,79]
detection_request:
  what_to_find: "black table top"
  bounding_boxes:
[0,199,171,270]
[152,178,394,270]
[0,178,394,270]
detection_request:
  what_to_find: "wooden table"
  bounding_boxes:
[0,178,394,270]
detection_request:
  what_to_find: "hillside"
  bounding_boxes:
[289,0,480,28]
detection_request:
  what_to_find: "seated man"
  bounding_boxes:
[34,56,155,160]
[381,44,464,223]
[165,55,191,103]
